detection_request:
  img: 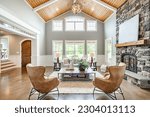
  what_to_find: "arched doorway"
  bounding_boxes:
[21,40,31,67]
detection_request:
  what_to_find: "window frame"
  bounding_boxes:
[52,20,63,31]
[65,16,85,32]
[52,40,63,61]
[65,40,85,58]
[86,40,97,60]
[86,20,97,32]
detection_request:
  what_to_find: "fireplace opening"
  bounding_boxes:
[121,53,137,73]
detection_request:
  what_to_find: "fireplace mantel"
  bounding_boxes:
[115,39,150,48]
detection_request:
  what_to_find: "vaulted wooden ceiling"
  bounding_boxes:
[26,0,126,22]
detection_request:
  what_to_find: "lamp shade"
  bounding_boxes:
[90,52,95,57]
[55,52,60,58]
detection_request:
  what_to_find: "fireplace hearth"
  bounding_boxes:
[121,53,137,73]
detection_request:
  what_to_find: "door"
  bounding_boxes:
[21,40,31,67]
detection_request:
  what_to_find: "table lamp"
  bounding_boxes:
[90,52,94,64]
[55,52,60,63]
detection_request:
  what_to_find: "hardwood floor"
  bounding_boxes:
[0,67,150,100]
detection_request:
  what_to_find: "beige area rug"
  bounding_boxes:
[46,70,100,94]
[58,81,94,93]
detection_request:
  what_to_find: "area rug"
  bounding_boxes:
[58,81,94,94]
[47,71,97,94]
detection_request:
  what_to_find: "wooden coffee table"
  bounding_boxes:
[58,67,97,81]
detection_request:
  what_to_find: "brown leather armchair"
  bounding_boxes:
[93,63,126,100]
[26,64,59,100]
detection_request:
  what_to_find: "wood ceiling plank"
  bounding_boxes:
[101,0,127,8]
[37,0,72,22]
[25,0,125,22]
[26,0,49,8]
[80,0,113,21]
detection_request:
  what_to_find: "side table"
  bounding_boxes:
[54,62,61,71]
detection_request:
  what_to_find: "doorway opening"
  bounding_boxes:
[0,37,9,60]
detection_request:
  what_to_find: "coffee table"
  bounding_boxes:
[58,67,97,81]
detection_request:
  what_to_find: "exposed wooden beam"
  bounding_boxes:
[92,0,117,11]
[33,0,58,12]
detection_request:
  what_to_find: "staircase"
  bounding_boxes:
[1,60,17,73]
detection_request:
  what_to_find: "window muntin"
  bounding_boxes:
[65,16,84,31]
[52,20,63,31]
[86,40,97,60]
[52,40,63,60]
[87,20,97,31]
[65,40,85,59]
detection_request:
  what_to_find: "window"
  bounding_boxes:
[52,20,63,31]
[87,20,97,31]
[52,40,63,60]
[87,40,97,60]
[65,40,85,59]
[65,16,84,31]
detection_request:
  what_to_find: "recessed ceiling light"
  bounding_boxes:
[56,8,59,11]
[91,8,94,11]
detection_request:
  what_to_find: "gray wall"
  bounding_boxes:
[104,13,117,65]
[104,13,116,39]
[45,12,104,55]
[0,0,46,55]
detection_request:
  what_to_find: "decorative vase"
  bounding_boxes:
[79,66,85,71]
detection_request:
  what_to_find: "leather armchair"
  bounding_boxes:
[26,64,59,100]
[93,63,126,100]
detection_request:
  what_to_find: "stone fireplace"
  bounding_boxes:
[117,46,150,78]
[115,0,150,88]
[121,53,137,73]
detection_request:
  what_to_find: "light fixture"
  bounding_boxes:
[72,0,82,14]
[91,8,94,11]
[56,8,59,11]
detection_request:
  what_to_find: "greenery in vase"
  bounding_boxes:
[78,60,89,71]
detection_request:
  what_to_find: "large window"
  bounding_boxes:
[65,40,85,59]
[65,16,84,31]
[52,20,63,31]
[87,20,97,31]
[52,40,63,60]
[87,40,97,60]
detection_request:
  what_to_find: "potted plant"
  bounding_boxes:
[78,60,89,71]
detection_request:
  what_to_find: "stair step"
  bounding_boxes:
[1,66,17,73]
[1,64,16,69]
[1,61,13,65]
[1,59,10,62]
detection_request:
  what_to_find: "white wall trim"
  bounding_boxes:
[31,55,105,66]
[0,6,40,34]
[9,55,21,67]
[10,54,106,67]
[0,6,40,66]
[33,0,58,12]
[92,0,117,12]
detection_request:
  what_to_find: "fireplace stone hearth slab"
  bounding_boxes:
[125,70,150,89]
